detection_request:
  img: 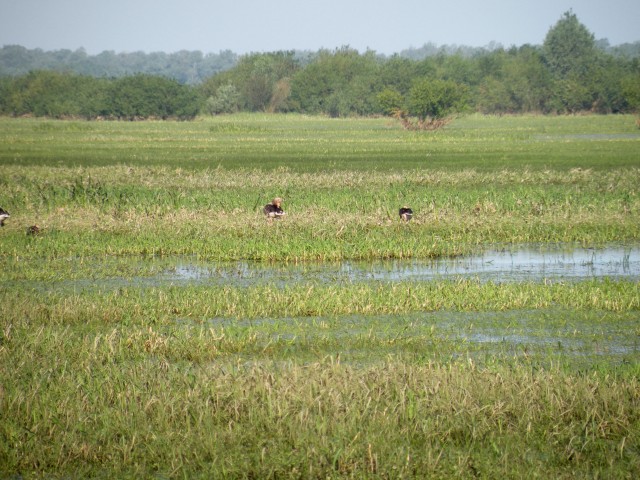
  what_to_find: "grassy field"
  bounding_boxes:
[1,114,639,478]
[0,114,639,261]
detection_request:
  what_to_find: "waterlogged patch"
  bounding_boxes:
[177,309,640,367]
[7,243,640,292]
[149,243,640,285]
[536,133,640,141]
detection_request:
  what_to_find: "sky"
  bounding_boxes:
[0,0,638,55]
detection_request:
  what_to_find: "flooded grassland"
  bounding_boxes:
[1,115,639,478]
[3,243,639,366]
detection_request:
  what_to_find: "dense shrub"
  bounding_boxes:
[0,71,200,120]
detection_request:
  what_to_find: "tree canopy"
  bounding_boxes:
[543,10,597,79]
[0,12,638,120]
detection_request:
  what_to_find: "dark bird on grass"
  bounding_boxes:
[26,225,40,236]
[263,197,286,219]
[0,208,9,227]
[399,206,413,221]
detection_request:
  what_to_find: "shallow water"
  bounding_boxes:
[537,133,640,141]
[11,243,639,365]
[15,243,640,293]
[187,309,640,367]
[165,243,640,286]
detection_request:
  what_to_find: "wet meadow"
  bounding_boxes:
[1,114,639,478]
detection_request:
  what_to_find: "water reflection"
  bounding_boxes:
[11,243,640,293]
[171,244,640,286]
[364,244,637,282]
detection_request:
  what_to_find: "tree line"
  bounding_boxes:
[0,46,238,85]
[1,12,638,121]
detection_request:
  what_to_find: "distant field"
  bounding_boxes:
[1,114,639,478]
[0,114,639,260]
[0,113,639,171]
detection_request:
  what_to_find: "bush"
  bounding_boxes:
[0,71,200,120]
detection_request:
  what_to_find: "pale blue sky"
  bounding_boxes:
[0,0,638,54]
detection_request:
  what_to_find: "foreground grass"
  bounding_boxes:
[2,284,639,478]
[3,353,639,478]
[2,278,639,476]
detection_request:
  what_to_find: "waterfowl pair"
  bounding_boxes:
[263,199,412,222]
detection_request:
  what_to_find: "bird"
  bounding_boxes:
[26,225,40,236]
[0,208,9,227]
[399,206,413,221]
[263,197,286,219]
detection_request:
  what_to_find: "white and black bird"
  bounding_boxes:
[263,197,286,219]
[0,208,9,227]
[399,206,413,221]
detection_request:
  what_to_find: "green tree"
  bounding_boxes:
[621,72,640,112]
[376,87,404,116]
[543,11,601,112]
[3,71,82,117]
[543,10,597,79]
[585,55,634,113]
[476,46,553,114]
[109,75,199,120]
[290,48,381,116]
[268,78,292,113]
[437,54,480,86]
[205,83,240,114]
[378,56,420,96]
[477,77,517,114]
[198,52,297,112]
[408,78,468,121]
[508,46,553,113]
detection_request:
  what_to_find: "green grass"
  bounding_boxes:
[2,302,639,478]
[1,114,640,478]
[1,114,638,262]
[0,165,638,262]
[1,113,639,171]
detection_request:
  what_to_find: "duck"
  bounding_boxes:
[399,206,413,221]
[263,197,286,218]
[0,208,9,227]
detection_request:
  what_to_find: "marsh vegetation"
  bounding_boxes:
[1,114,639,478]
